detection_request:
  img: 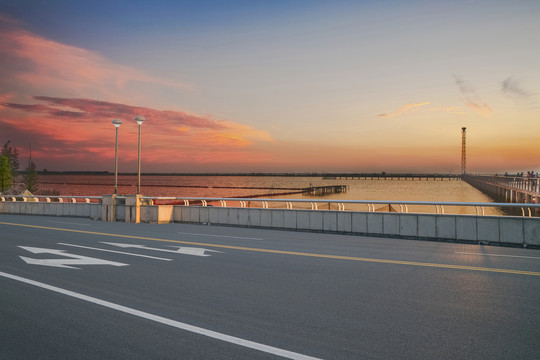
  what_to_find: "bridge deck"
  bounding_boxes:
[323,173,461,180]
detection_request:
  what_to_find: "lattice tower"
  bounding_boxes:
[461,127,467,174]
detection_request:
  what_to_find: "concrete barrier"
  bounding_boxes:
[0,199,100,219]
[1,197,539,246]
[167,206,540,247]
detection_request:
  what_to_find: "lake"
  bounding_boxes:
[34,174,502,215]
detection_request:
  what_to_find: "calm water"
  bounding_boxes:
[35,174,502,215]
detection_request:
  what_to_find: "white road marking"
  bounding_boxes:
[454,252,540,260]
[102,242,222,257]
[58,243,172,261]
[0,271,322,360]
[18,246,129,269]
[46,220,91,226]
[178,232,263,241]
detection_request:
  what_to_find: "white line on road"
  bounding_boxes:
[178,232,263,241]
[0,271,321,360]
[101,243,221,257]
[58,243,172,261]
[454,252,540,260]
[46,220,91,226]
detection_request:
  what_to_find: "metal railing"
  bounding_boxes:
[143,196,540,217]
[472,175,540,193]
[2,195,539,217]
[0,195,102,203]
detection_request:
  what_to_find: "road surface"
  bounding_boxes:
[1,214,539,359]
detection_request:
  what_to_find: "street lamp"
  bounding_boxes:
[112,118,123,194]
[134,115,146,194]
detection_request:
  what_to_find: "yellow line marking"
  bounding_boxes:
[2,221,540,277]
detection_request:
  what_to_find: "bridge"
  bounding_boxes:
[462,175,540,212]
[2,214,540,359]
[322,173,461,180]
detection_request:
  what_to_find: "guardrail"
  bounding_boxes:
[469,175,540,193]
[2,195,539,217]
[145,196,540,217]
[0,195,102,203]
[2,194,539,245]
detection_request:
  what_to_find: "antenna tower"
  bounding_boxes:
[461,127,467,174]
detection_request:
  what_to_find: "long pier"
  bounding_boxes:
[323,173,461,180]
[463,175,540,215]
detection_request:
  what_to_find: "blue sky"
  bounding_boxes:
[0,0,539,172]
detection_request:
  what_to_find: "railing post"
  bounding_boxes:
[125,195,142,223]
[101,194,116,222]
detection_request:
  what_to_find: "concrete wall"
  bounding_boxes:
[0,200,101,219]
[1,199,539,246]
[168,206,540,247]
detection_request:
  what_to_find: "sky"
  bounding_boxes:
[0,0,539,173]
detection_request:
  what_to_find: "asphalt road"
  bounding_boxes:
[1,214,540,359]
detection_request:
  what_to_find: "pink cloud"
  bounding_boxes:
[464,100,493,117]
[0,95,274,171]
[15,96,226,130]
[0,26,188,103]
[0,19,281,171]
[377,101,430,118]
[452,74,493,117]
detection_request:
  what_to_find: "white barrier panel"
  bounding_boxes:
[0,200,100,219]
[165,206,540,247]
[1,197,539,246]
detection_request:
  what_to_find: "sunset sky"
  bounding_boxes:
[1,0,539,173]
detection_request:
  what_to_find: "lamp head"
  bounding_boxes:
[134,115,146,125]
[112,118,123,128]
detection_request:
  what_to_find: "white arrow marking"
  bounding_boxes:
[18,246,129,269]
[58,243,172,261]
[101,242,222,257]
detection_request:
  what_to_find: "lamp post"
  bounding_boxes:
[134,116,146,194]
[112,118,123,194]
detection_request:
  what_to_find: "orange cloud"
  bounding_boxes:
[0,96,274,171]
[464,100,493,117]
[377,101,430,118]
[0,18,279,171]
[452,74,493,117]
[428,106,466,116]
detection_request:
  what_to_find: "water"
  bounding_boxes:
[34,174,502,215]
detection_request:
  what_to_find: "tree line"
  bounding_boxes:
[0,140,39,194]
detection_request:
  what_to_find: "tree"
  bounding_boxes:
[1,140,19,179]
[22,159,39,193]
[20,144,39,193]
[0,156,12,193]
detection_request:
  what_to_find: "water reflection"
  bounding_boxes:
[36,175,506,215]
